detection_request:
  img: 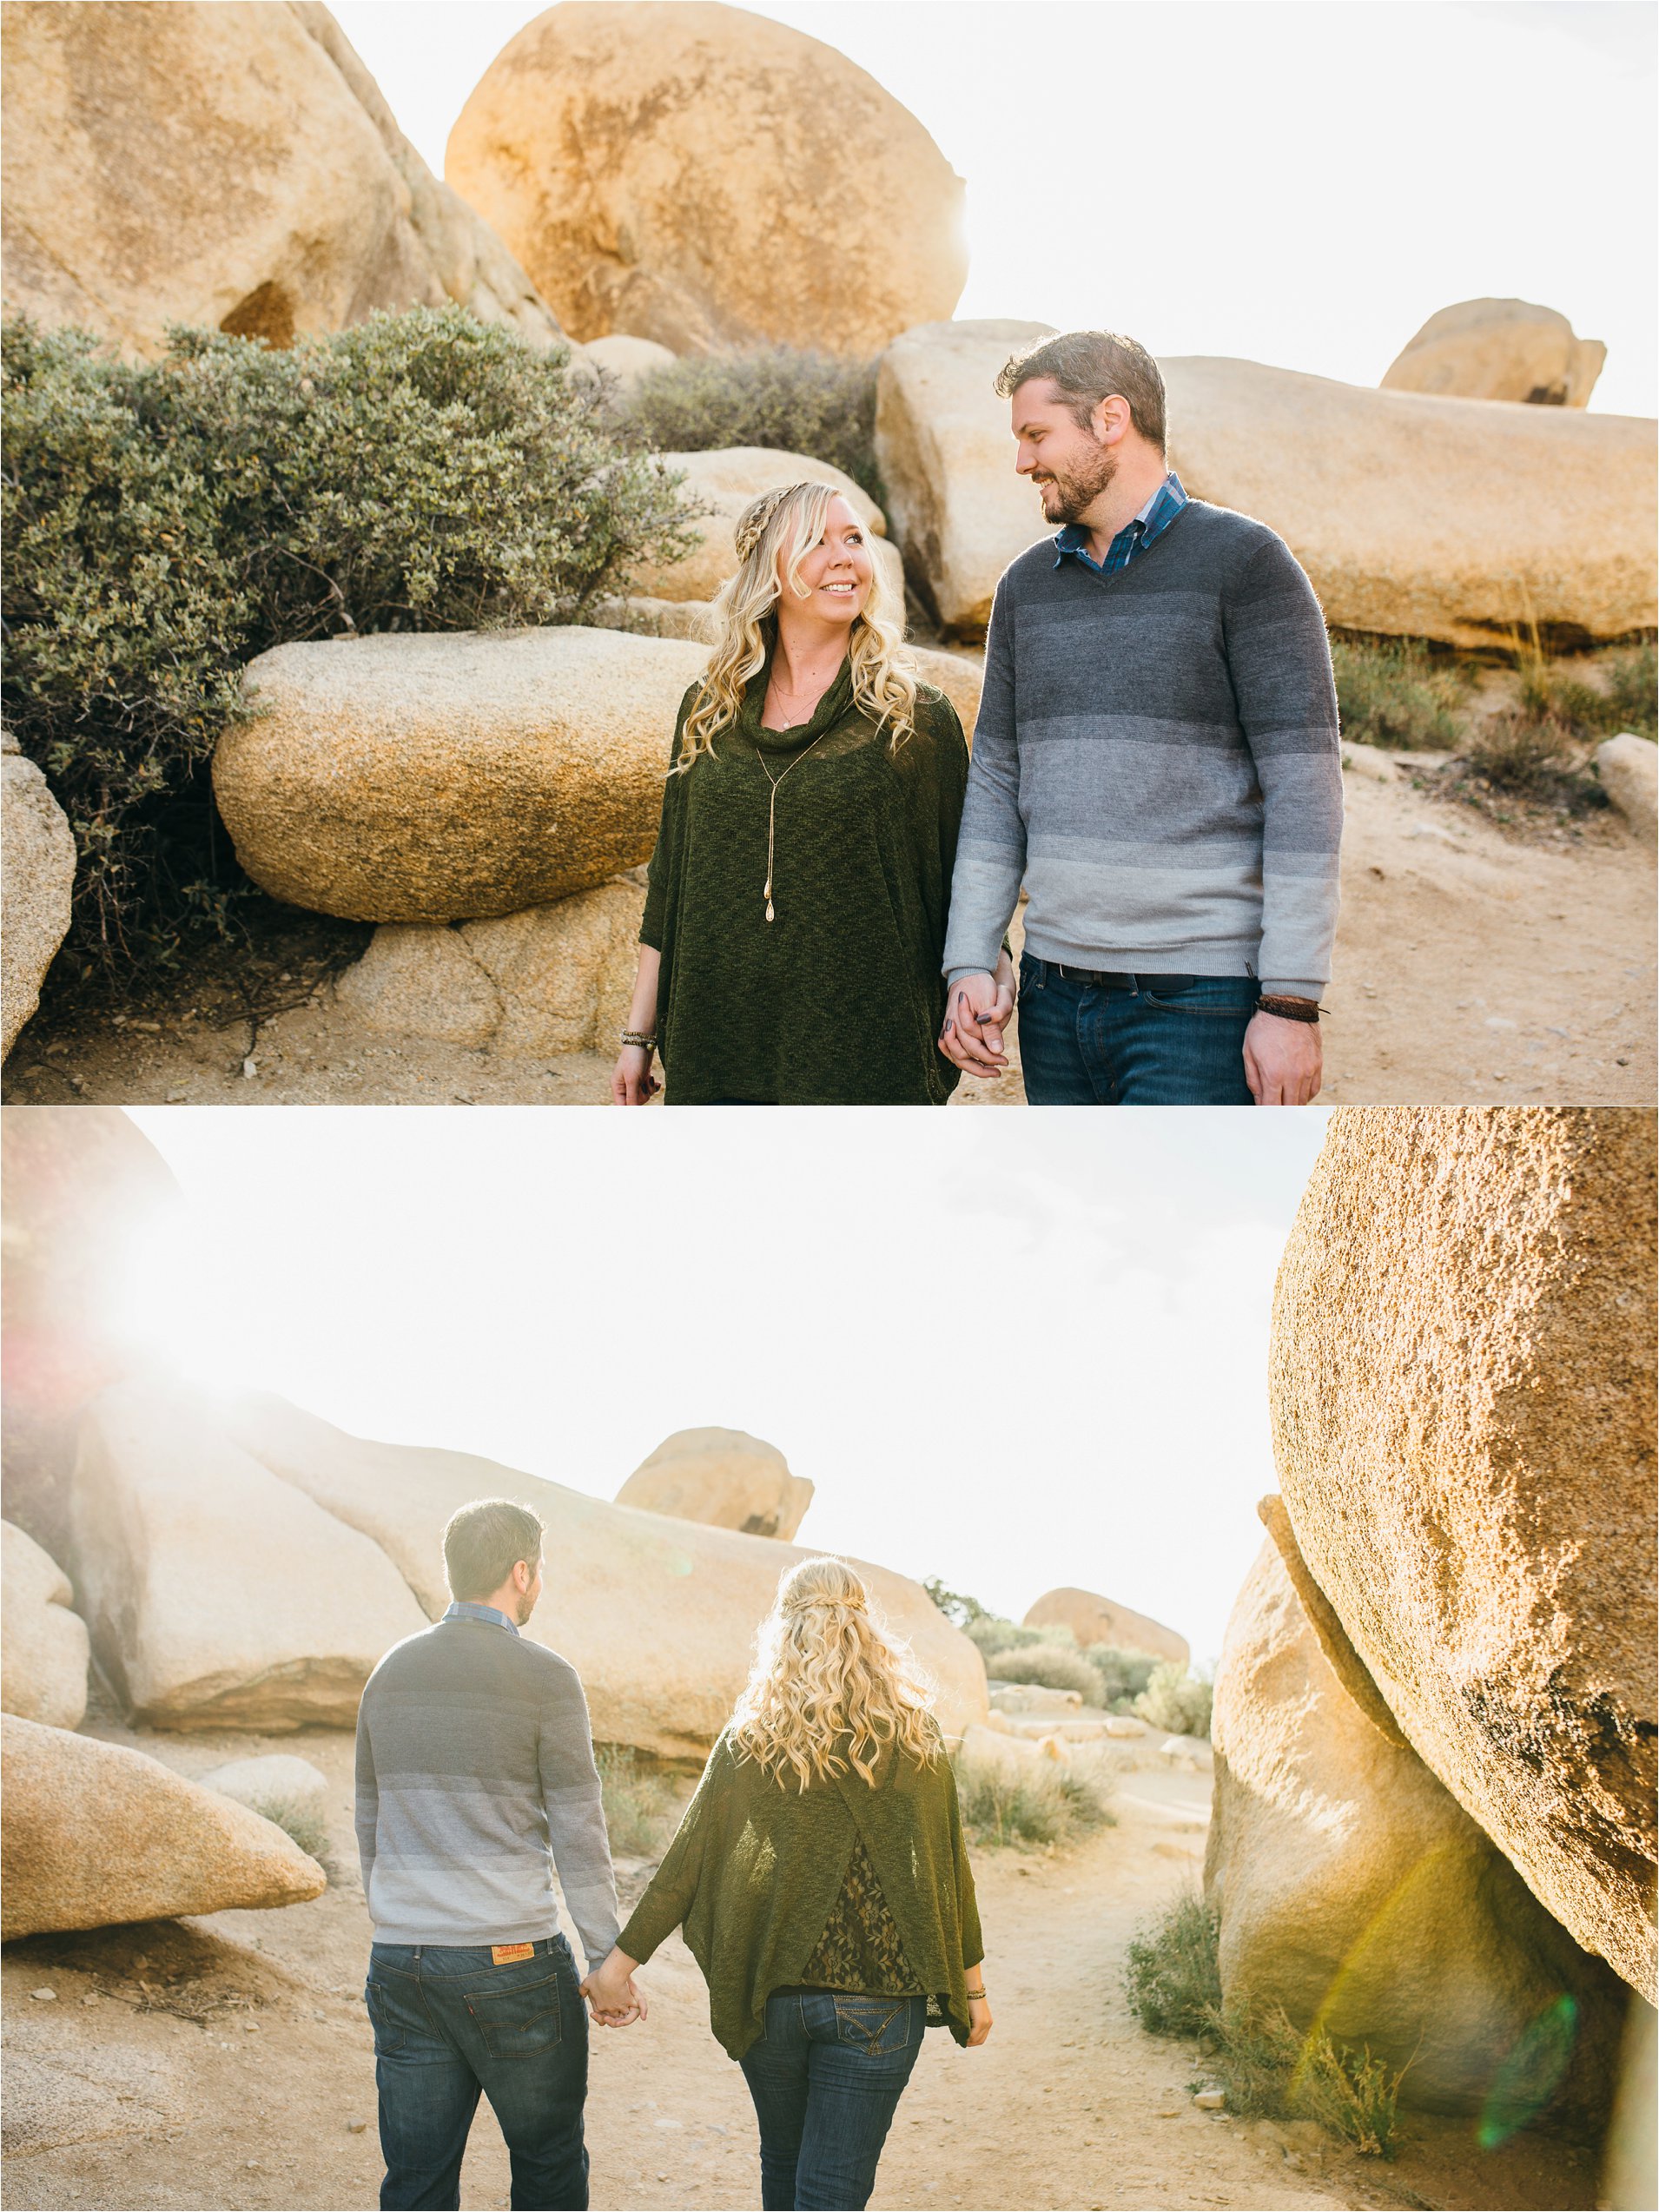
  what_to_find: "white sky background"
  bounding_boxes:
[122,1107,1331,1667]
[334,0,1658,417]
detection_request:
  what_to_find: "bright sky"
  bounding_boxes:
[122,1107,1332,1667]
[334,0,1657,417]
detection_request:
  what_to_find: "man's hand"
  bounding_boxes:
[580,1948,648,2026]
[939,969,1015,1077]
[1243,1010,1323,1106]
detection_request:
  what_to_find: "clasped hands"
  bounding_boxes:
[579,1945,648,2028]
[937,951,1018,1078]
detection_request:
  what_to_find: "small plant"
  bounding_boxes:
[1123,1894,1222,2037]
[954,1751,1114,1851]
[1599,643,1657,737]
[1332,636,1466,750]
[1136,1661,1214,1740]
[986,1644,1103,1701]
[1086,1645,1159,1708]
[611,346,883,503]
[251,1796,329,1864]
[964,1613,1048,1661]
[1460,710,1608,813]
[922,1576,988,1628]
[595,1744,678,1857]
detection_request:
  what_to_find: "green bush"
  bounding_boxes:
[2,307,698,975]
[1332,636,1465,750]
[1086,1645,1159,1707]
[922,1577,988,1629]
[612,347,882,504]
[1123,1893,1222,2037]
[1137,1661,1214,1740]
[964,1614,1047,1661]
[1600,643,1657,736]
[250,1796,329,1864]
[954,1751,1114,1851]
[986,1644,1103,1701]
[595,1744,678,1858]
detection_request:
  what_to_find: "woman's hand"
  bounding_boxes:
[579,1945,647,2026]
[611,1045,658,1106]
[966,1993,993,2047]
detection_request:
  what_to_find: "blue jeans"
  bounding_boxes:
[365,1935,588,2211]
[1017,955,1256,1105]
[738,1991,928,2211]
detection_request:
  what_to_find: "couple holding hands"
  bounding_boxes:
[354,1503,989,2212]
[612,327,1343,1112]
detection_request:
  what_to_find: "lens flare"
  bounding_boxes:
[1477,1994,1578,2149]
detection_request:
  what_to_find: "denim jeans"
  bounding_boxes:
[365,1934,589,2211]
[1017,955,1257,1105]
[737,1991,928,2211]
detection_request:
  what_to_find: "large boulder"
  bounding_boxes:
[1381,299,1605,408]
[69,1382,429,1728]
[198,1753,329,1826]
[1,1108,185,1561]
[585,333,678,391]
[219,1390,988,1760]
[875,320,1057,637]
[1161,359,1656,649]
[446,2,965,355]
[1270,1108,1657,1999]
[618,1427,813,1540]
[2,735,76,1060]
[214,627,708,923]
[0,0,563,355]
[1206,1538,1623,2119]
[1596,735,1657,843]
[1,1521,89,1730]
[1023,1588,1189,1669]
[334,879,644,1053]
[1,1714,325,1939]
[628,450,903,607]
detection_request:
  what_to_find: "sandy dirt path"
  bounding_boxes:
[3,761,1651,1111]
[2,1725,1602,2212]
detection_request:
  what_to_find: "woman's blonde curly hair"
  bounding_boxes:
[730,1555,941,1791]
[674,481,918,771]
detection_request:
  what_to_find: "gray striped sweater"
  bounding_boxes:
[942,501,1343,999]
[354,1612,620,1962]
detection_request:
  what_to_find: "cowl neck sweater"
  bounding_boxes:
[639,643,969,1106]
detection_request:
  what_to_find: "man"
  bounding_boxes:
[939,330,1342,1106]
[354,1498,643,2211]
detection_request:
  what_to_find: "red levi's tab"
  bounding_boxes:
[492,1944,535,1964]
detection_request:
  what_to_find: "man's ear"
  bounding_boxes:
[1093,394,1130,446]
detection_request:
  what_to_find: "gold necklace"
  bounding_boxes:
[756,727,831,923]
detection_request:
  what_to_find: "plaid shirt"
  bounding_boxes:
[1054,471,1189,576]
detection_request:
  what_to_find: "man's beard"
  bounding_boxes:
[1035,442,1118,525]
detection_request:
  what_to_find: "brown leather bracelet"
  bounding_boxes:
[1255,994,1322,1025]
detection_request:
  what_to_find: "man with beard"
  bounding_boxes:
[937,331,1342,1106]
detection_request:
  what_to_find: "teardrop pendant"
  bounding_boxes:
[765,900,776,923]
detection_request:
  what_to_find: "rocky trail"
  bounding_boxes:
[1,1725,1602,2212]
[5,763,1651,1110]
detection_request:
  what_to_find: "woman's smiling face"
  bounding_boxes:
[779,494,873,625]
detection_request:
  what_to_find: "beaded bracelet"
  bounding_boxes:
[619,1031,657,1052]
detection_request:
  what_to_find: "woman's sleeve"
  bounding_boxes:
[615,1737,724,1962]
[907,691,970,958]
[942,1753,985,1969]
[639,690,696,952]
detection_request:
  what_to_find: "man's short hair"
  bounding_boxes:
[443,1499,545,1601]
[994,331,1167,453]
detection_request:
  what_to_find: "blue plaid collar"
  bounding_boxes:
[1054,470,1188,573]
[443,1599,520,1636]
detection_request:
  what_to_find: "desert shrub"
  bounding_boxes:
[922,1577,988,1629]
[1599,642,1657,736]
[1459,710,1609,814]
[1086,1645,1159,1708]
[613,346,882,503]
[2,307,698,975]
[1332,635,1465,750]
[1123,1893,1223,2037]
[986,1644,1103,1701]
[954,1751,1114,1851]
[595,1744,678,1857]
[963,1614,1047,1661]
[1136,1662,1214,1740]
[250,1796,329,1864]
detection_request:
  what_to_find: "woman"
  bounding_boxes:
[582,1557,991,2211]
[611,480,1013,1106]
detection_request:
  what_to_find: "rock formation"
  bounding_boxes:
[1596,735,1657,843]
[1381,299,1606,408]
[1023,1588,1189,1669]
[69,1382,429,1728]
[628,449,903,607]
[2,1714,326,1938]
[1270,1107,1657,2000]
[618,1427,813,1539]
[446,2,965,354]
[875,320,1058,636]
[1,1521,89,1731]
[586,333,678,390]
[214,627,709,923]
[1207,1537,1624,2117]
[335,880,645,1054]
[200,1753,329,1825]
[1,731,76,1060]
[0,1107,185,1560]
[218,1390,988,1759]
[0,1,564,356]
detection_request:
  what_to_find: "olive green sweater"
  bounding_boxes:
[639,651,968,1105]
[617,1729,984,2062]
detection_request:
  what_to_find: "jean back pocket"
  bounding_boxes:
[464,1971,565,2060]
[831,1994,915,2057]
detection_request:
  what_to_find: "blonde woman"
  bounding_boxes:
[581,1558,990,2210]
[611,481,1013,1106]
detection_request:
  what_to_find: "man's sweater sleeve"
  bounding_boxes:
[1223,537,1344,1000]
[539,1671,622,1971]
[353,1693,378,1900]
[941,578,1025,982]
